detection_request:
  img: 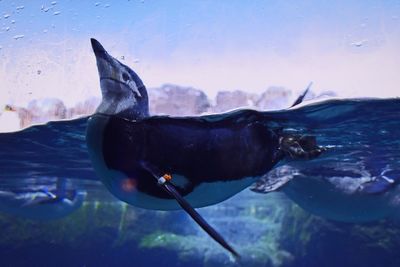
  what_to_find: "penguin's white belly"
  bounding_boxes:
[282,177,393,222]
[116,174,257,210]
[92,158,257,210]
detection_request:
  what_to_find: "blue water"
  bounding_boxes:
[0,98,400,267]
[2,98,399,180]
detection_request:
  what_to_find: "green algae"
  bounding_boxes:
[2,191,400,267]
[0,201,138,249]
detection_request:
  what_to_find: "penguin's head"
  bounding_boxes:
[91,38,149,120]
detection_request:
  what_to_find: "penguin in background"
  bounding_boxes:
[86,38,323,258]
[0,177,86,220]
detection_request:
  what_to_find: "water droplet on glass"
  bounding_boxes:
[37,70,42,75]
[104,4,110,8]
[11,20,15,24]
[51,1,57,5]
[16,6,24,11]
[352,40,367,47]
[0,45,2,50]
[4,14,11,19]
[41,5,51,12]
[4,26,10,31]
[95,2,101,6]
[133,58,140,63]
[43,29,48,33]
[120,55,125,60]
[13,34,24,40]
[53,11,61,15]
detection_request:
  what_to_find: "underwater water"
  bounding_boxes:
[0,98,399,267]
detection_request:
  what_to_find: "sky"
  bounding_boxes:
[1,0,400,106]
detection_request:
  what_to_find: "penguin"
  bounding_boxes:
[251,148,400,223]
[86,38,324,257]
[0,177,86,220]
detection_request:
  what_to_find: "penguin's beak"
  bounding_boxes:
[91,38,107,59]
[91,38,118,81]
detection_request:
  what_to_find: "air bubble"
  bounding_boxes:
[13,35,24,40]
[41,5,51,12]
[352,40,367,47]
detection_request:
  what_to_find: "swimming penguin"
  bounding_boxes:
[86,38,324,257]
[0,177,86,220]
[251,149,400,223]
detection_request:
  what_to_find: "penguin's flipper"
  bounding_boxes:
[250,172,293,193]
[250,165,299,193]
[161,181,240,259]
[291,82,312,107]
[140,161,240,259]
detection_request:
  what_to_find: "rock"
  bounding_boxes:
[16,107,33,129]
[26,98,67,125]
[66,97,101,118]
[279,204,400,267]
[301,90,337,103]
[315,90,337,100]
[148,84,210,116]
[10,96,100,129]
[256,86,292,110]
[212,90,258,112]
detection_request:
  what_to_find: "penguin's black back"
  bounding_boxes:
[101,111,281,198]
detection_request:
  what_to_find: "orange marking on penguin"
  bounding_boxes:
[163,173,172,181]
[121,178,137,192]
